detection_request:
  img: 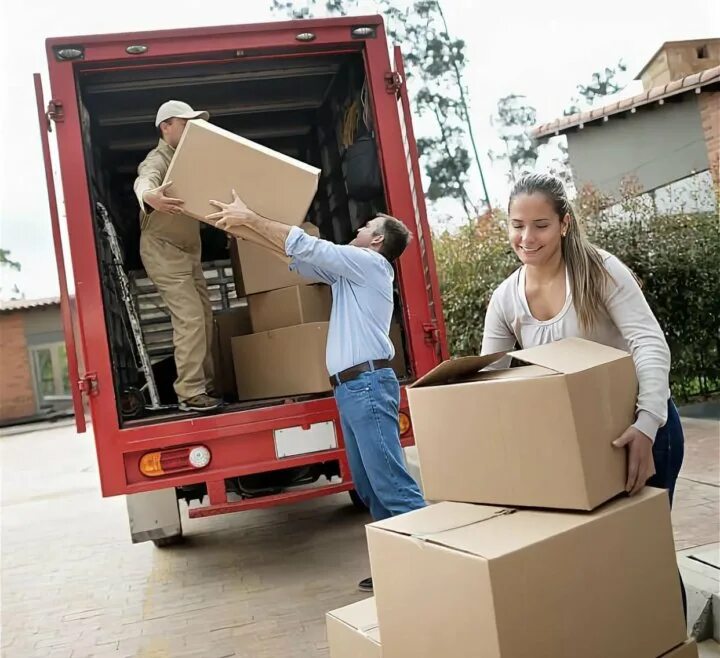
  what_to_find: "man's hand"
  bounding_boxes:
[142,182,185,214]
[613,426,655,496]
[207,189,255,230]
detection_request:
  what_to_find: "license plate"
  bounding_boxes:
[274,421,338,458]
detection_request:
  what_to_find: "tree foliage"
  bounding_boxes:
[489,94,538,183]
[271,0,490,216]
[0,248,22,300]
[564,59,628,116]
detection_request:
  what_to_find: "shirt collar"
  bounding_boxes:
[157,138,175,154]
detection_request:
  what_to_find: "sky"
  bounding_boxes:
[0,0,717,300]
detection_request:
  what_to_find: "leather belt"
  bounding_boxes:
[330,359,392,388]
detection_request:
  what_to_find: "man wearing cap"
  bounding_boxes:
[133,100,220,413]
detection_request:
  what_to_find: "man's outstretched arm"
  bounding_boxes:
[208,191,372,284]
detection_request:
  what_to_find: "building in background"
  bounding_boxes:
[533,39,719,213]
[0,297,73,425]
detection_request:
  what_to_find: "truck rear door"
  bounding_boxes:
[392,46,449,363]
[33,73,87,433]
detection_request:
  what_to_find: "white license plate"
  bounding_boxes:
[274,421,338,458]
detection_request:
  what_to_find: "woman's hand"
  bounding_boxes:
[207,189,254,230]
[613,426,655,496]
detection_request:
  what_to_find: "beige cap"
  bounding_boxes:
[155,100,209,127]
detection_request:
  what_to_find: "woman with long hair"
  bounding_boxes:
[483,173,684,506]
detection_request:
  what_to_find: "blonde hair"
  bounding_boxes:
[509,173,611,331]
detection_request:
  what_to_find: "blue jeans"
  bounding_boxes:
[647,399,685,507]
[334,368,426,521]
[646,398,687,618]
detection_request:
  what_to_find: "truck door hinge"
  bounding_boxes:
[422,321,440,344]
[78,372,99,396]
[46,99,64,132]
[384,71,403,95]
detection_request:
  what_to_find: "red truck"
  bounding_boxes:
[36,14,448,545]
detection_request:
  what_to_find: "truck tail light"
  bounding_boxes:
[139,445,211,478]
[399,412,411,436]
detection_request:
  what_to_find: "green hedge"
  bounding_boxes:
[433,190,720,402]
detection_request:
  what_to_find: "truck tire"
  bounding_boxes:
[152,532,184,548]
[348,489,368,511]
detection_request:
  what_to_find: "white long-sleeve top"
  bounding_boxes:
[481,250,671,441]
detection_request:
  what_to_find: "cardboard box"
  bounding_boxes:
[164,120,320,229]
[211,306,252,398]
[248,284,332,333]
[367,488,685,658]
[231,322,331,400]
[231,222,320,296]
[407,337,637,510]
[326,597,381,658]
[659,640,699,657]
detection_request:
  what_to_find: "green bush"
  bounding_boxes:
[433,183,720,402]
[433,212,517,357]
[581,184,720,401]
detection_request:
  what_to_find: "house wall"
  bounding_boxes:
[566,96,709,198]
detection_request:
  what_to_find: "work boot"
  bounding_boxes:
[179,393,222,413]
[358,577,373,593]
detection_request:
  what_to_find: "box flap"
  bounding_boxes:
[369,501,509,540]
[509,337,631,374]
[409,352,508,388]
[327,597,378,633]
[468,364,558,382]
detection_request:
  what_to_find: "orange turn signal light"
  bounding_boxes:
[139,445,211,478]
[399,412,411,436]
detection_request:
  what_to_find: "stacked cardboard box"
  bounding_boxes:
[211,306,252,399]
[328,338,690,658]
[328,598,698,658]
[326,597,381,658]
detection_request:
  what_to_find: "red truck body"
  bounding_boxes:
[36,15,448,519]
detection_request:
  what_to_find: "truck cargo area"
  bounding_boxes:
[75,51,409,426]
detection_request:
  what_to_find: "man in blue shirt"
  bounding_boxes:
[208,191,426,592]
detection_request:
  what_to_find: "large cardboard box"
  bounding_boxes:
[326,597,381,658]
[231,222,321,296]
[367,488,685,658]
[660,640,699,657]
[231,322,331,400]
[211,306,252,398]
[164,120,320,229]
[407,337,637,510]
[248,284,332,333]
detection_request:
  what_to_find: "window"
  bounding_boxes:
[697,45,709,59]
[30,342,71,408]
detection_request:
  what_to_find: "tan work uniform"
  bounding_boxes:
[134,139,215,401]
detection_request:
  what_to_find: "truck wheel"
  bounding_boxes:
[348,489,368,511]
[152,533,184,548]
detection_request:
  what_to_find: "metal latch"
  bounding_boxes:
[384,71,403,95]
[422,321,440,344]
[78,373,99,396]
[46,99,64,132]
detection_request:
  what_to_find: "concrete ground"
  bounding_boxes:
[1,413,718,658]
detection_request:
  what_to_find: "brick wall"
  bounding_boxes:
[698,91,719,184]
[0,312,36,421]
